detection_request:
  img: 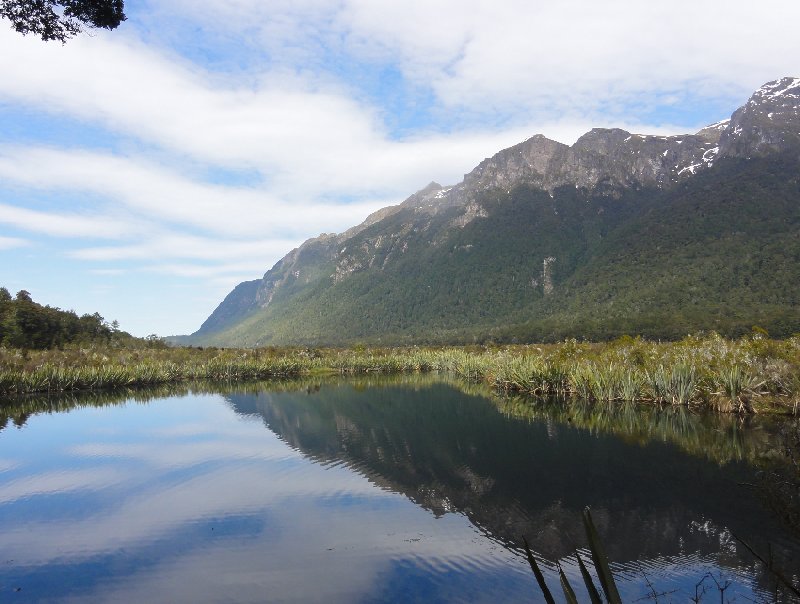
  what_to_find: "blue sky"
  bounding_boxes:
[1,0,799,337]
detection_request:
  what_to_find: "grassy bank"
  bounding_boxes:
[1,333,799,413]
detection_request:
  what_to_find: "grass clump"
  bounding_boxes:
[1,332,799,414]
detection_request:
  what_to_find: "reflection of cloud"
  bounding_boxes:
[0,458,19,472]
[68,440,301,467]
[57,536,390,604]
[0,442,528,604]
[52,498,528,604]
[2,461,392,559]
[0,468,123,504]
[0,392,530,604]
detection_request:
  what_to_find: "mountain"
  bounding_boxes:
[182,77,800,346]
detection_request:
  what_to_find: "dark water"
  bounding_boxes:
[0,377,798,603]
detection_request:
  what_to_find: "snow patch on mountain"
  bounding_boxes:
[706,119,730,130]
[758,77,800,99]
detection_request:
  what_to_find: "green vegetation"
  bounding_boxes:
[524,508,621,604]
[2,332,799,414]
[438,332,800,414]
[0,0,126,43]
[189,151,800,347]
[0,346,310,394]
[0,287,148,349]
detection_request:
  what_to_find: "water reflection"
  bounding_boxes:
[497,394,779,466]
[0,378,798,602]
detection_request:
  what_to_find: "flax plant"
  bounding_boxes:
[2,333,799,413]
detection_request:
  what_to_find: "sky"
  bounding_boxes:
[1,0,799,337]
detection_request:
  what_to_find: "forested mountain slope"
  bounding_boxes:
[180,77,800,346]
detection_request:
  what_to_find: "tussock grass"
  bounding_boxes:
[1,332,799,413]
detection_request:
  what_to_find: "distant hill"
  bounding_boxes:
[179,77,800,346]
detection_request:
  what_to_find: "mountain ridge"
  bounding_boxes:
[179,77,800,346]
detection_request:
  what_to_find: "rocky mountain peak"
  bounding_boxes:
[455,134,568,198]
[752,76,800,104]
[439,126,719,210]
[719,76,800,158]
[572,128,634,154]
[695,119,729,144]
[437,77,800,210]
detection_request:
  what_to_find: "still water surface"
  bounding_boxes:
[0,377,797,602]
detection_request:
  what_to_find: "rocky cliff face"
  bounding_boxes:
[195,279,261,334]
[189,77,800,342]
[447,128,715,203]
[437,78,800,212]
[719,76,800,158]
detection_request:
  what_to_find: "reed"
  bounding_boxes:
[587,363,620,402]
[647,363,697,405]
[1,333,798,413]
[618,368,645,402]
[523,507,621,604]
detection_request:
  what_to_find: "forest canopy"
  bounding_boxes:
[0,0,125,42]
[0,286,141,349]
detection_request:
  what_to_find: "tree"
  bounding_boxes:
[0,287,10,344]
[0,0,125,42]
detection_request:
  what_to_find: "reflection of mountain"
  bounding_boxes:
[226,381,799,576]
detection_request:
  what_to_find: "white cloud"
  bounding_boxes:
[2,2,772,236]
[0,145,392,237]
[0,235,30,250]
[146,263,269,280]
[89,268,127,276]
[338,0,800,114]
[71,236,310,294]
[2,0,797,336]
[1,8,766,217]
[0,30,416,201]
[145,0,800,119]
[0,202,138,239]
[71,236,298,263]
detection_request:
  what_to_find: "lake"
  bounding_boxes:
[0,376,798,602]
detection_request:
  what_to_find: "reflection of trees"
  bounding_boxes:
[0,380,290,430]
[758,419,800,541]
[0,373,450,430]
[495,395,779,467]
